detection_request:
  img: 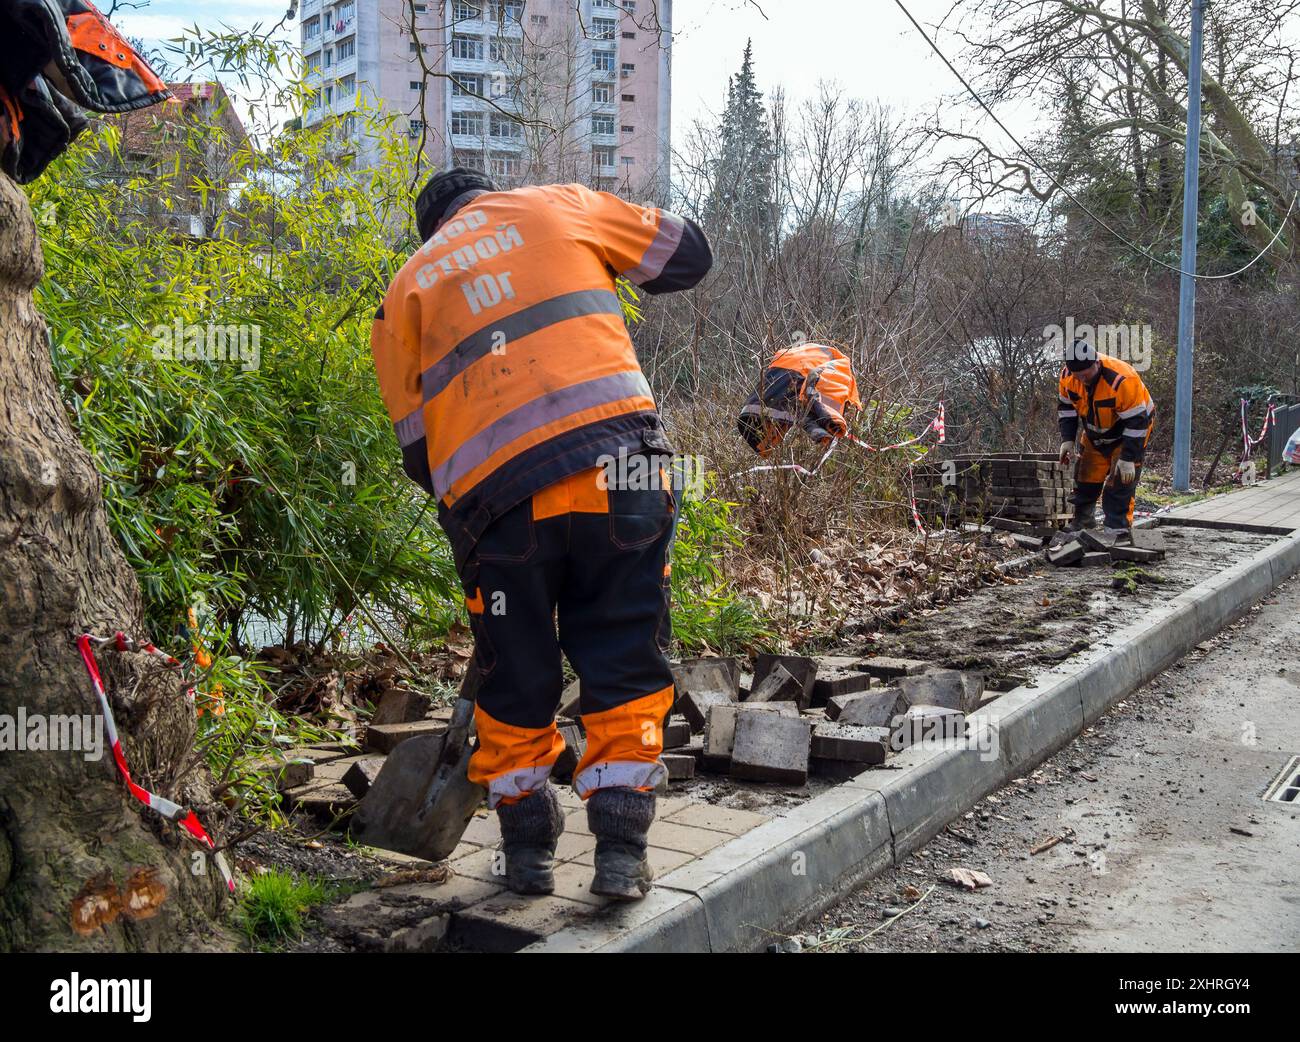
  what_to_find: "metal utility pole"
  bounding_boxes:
[1172,0,1206,492]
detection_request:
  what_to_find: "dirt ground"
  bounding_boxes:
[671,524,1275,814]
[786,575,1300,953]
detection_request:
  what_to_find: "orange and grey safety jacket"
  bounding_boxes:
[738,342,862,455]
[0,0,170,183]
[1058,354,1154,463]
[371,183,711,566]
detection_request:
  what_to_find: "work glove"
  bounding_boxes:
[1058,441,1074,467]
[1114,459,1136,484]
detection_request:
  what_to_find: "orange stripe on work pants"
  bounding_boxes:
[469,703,567,808]
[572,684,674,799]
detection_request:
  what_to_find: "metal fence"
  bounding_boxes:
[1266,401,1300,477]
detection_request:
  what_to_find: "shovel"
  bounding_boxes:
[350,660,486,862]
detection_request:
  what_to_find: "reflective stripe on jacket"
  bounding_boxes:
[371,182,711,567]
[1057,354,1154,463]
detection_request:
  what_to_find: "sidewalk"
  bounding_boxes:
[1166,468,1300,532]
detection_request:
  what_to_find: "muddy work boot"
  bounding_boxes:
[1064,511,1098,533]
[495,783,565,895]
[588,787,656,901]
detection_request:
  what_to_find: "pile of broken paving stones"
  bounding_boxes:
[266,657,996,827]
[1038,525,1169,568]
[660,655,985,785]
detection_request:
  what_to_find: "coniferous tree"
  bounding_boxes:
[706,40,776,263]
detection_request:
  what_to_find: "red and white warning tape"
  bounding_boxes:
[75,632,235,893]
[1240,399,1275,461]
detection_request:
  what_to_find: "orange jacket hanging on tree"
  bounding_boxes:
[737,342,862,456]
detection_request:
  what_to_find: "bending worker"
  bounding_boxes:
[738,341,862,455]
[371,169,712,900]
[1057,340,1155,535]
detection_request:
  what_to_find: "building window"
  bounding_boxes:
[622,31,635,39]
[335,1,355,22]
[593,146,615,168]
[495,0,524,22]
[593,0,615,7]
[452,34,483,59]
[489,36,521,63]
[622,155,635,165]
[593,84,611,103]
[323,48,333,67]
[530,13,547,25]
[452,74,483,96]
[413,3,427,11]
[621,124,634,133]
[324,85,333,104]
[305,19,321,39]
[340,74,355,93]
[490,152,521,177]
[621,93,635,101]
[592,114,615,135]
[490,114,521,138]
[623,1,636,10]
[592,17,616,40]
[336,36,355,59]
[453,1,480,20]
[410,80,426,91]
[451,112,484,135]
[409,41,430,53]
[592,49,614,72]
[621,62,635,77]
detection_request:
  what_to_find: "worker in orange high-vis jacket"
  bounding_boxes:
[1057,340,1155,535]
[737,341,862,456]
[371,169,712,900]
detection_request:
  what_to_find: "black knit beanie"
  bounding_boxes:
[415,167,498,240]
[1063,339,1098,372]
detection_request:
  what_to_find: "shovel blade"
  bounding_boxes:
[351,730,486,862]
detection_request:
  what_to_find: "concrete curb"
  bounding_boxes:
[525,528,1300,952]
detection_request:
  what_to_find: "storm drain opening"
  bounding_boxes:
[1263,756,1300,803]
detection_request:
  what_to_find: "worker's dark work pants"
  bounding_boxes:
[460,463,676,807]
[1072,437,1142,529]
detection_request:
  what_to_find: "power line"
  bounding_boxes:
[892,0,1296,280]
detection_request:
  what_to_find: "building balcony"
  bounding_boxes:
[590,131,617,146]
[333,53,357,78]
[449,55,490,73]
[324,14,355,39]
[451,132,489,150]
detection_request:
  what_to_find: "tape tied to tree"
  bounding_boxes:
[75,632,235,894]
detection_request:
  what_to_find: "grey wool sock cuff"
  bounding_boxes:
[497,782,565,847]
[586,787,657,846]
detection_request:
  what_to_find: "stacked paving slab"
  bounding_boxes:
[919,452,1072,524]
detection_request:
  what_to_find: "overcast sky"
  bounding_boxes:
[116,0,981,144]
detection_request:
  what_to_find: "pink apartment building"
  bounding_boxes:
[300,0,672,199]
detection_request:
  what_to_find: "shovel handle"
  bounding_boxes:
[439,657,480,767]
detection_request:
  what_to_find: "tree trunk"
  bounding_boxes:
[0,173,229,951]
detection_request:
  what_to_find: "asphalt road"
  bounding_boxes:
[800,576,1300,953]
